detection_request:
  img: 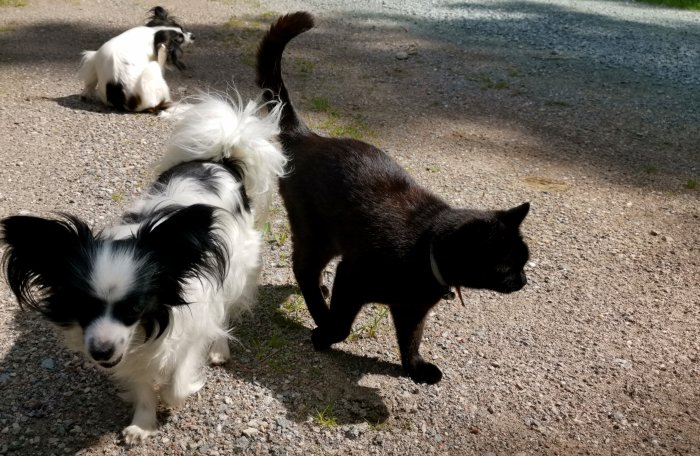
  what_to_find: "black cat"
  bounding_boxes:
[256,12,531,384]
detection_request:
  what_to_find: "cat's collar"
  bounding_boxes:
[429,242,449,288]
[430,242,466,307]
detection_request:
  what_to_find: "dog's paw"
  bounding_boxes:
[208,338,231,365]
[161,378,205,409]
[408,362,443,385]
[122,424,156,445]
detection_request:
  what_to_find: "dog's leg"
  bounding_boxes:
[156,43,168,72]
[390,306,442,384]
[208,336,230,365]
[161,344,206,409]
[122,382,158,445]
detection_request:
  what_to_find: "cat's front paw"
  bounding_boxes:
[311,327,332,351]
[408,361,443,384]
[122,424,156,445]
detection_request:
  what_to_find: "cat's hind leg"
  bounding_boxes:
[311,259,366,350]
[390,306,442,384]
[292,244,333,326]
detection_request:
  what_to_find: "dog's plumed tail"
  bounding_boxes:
[158,93,286,225]
[79,50,97,79]
[256,11,314,136]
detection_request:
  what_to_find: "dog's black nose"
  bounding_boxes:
[88,343,115,362]
[190,33,196,41]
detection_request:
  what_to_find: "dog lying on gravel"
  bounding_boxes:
[0,94,285,443]
[79,6,194,112]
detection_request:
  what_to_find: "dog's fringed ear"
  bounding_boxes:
[500,202,530,227]
[1,214,94,311]
[138,204,228,306]
[146,6,182,29]
[146,6,169,25]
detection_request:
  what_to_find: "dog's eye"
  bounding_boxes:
[175,34,184,44]
[112,296,147,325]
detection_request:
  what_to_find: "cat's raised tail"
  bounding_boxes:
[256,11,314,136]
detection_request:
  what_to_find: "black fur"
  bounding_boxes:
[105,81,126,110]
[1,204,228,340]
[153,29,187,71]
[256,12,531,384]
[154,160,250,213]
[106,81,142,111]
[146,6,183,29]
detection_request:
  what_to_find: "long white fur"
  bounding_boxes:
[79,26,190,111]
[62,93,285,444]
[157,93,286,226]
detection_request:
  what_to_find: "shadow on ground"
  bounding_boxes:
[0,312,127,454]
[0,283,398,454]
[1,8,697,192]
[225,284,398,425]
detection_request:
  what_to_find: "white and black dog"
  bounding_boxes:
[0,94,285,443]
[79,6,194,112]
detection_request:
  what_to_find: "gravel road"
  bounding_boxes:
[0,1,698,455]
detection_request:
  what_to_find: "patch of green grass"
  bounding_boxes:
[0,25,15,32]
[642,165,658,174]
[365,419,389,432]
[309,97,376,141]
[314,404,338,428]
[257,11,279,19]
[111,192,123,203]
[297,59,316,75]
[426,164,440,173]
[274,231,288,247]
[635,0,700,9]
[321,113,374,140]
[0,0,26,6]
[327,120,368,140]
[278,294,306,322]
[481,76,509,90]
[350,305,389,341]
[310,96,331,112]
[685,179,698,189]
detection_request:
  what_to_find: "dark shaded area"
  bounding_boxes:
[226,284,396,425]
[0,284,397,455]
[0,312,128,455]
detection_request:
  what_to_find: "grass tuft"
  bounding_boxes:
[0,0,26,6]
[642,165,658,174]
[314,404,338,428]
[685,179,698,190]
[635,0,700,9]
[310,96,331,112]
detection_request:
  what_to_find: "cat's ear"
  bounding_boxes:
[500,202,530,227]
